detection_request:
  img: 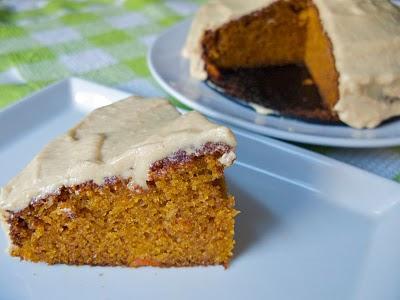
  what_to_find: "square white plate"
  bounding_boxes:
[1,78,400,300]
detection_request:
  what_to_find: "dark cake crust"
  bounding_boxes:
[205,65,339,122]
[150,142,232,176]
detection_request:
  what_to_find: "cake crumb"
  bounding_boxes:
[59,207,76,219]
[302,78,314,85]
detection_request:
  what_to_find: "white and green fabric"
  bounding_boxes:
[0,0,399,183]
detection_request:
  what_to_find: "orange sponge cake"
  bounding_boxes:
[183,0,400,128]
[0,97,237,267]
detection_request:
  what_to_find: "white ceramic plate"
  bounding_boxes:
[148,19,400,148]
[1,78,400,300]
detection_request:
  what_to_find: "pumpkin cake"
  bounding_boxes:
[0,97,237,267]
[183,0,400,128]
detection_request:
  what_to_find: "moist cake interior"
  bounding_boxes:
[202,0,339,121]
[8,146,236,267]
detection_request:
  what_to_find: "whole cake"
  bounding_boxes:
[183,0,400,128]
[0,97,237,267]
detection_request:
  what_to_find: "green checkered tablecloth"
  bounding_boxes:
[1,0,400,182]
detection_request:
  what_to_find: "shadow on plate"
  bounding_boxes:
[228,182,278,260]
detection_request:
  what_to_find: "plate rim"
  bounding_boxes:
[148,19,400,148]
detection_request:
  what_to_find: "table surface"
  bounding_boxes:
[0,0,399,183]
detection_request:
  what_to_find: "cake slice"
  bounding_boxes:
[0,97,237,267]
[183,0,400,128]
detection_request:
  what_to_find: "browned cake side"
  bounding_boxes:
[7,143,237,267]
[201,0,340,122]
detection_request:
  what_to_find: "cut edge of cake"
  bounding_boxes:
[183,0,400,129]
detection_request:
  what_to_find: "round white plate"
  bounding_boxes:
[148,19,400,148]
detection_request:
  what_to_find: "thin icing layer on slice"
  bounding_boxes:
[0,97,236,212]
[183,0,400,128]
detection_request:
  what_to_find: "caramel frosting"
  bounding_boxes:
[0,97,236,213]
[183,0,400,128]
